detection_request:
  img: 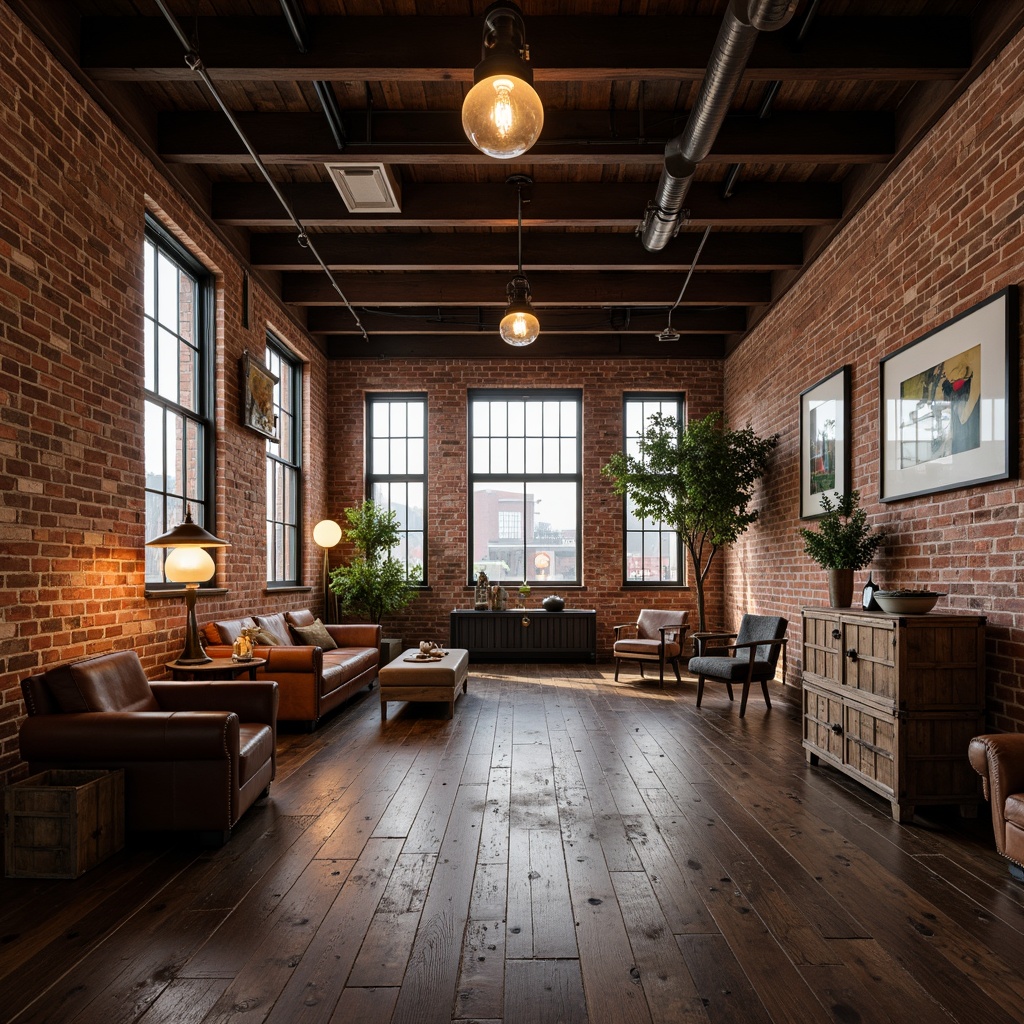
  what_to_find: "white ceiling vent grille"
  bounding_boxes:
[326,162,401,213]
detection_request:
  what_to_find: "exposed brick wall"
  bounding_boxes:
[0,4,333,787]
[325,358,723,656]
[724,27,1024,731]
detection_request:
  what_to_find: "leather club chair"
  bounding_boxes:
[969,734,1024,881]
[612,609,690,685]
[19,650,278,844]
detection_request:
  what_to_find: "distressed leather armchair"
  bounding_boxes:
[612,610,689,685]
[19,650,277,844]
[969,734,1024,881]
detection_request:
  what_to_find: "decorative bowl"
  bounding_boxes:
[541,594,565,612]
[873,590,945,614]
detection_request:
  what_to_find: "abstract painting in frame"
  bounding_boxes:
[800,366,850,518]
[880,286,1017,502]
[241,350,279,442]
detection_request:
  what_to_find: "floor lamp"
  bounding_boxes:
[313,519,342,623]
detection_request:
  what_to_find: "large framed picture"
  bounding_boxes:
[880,287,1017,502]
[800,366,850,518]
[240,351,279,442]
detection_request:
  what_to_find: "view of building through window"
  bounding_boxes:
[265,337,301,585]
[470,392,581,584]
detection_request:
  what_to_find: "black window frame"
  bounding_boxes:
[468,388,583,586]
[265,334,303,587]
[143,215,216,591]
[366,392,428,584]
[622,392,686,588]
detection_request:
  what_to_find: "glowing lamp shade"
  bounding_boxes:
[313,519,343,549]
[462,74,544,160]
[164,546,216,584]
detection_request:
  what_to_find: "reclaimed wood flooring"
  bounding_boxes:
[2,662,1023,1024]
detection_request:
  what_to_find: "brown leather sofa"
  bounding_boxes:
[19,650,277,844]
[969,733,1024,881]
[202,609,380,728]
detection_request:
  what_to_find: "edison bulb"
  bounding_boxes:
[500,307,540,347]
[462,74,544,159]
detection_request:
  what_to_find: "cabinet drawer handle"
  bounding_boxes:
[831,629,841,640]
[846,648,858,662]
[830,722,844,735]
[522,616,531,628]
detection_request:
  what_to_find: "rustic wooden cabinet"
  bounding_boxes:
[801,607,985,822]
[450,609,597,662]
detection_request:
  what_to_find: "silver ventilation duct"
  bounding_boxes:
[638,0,799,252]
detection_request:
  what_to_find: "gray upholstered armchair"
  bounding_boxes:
[612,609,689,685]
[687,614,788,717]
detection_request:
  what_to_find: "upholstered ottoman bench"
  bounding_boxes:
[378,648,469,721]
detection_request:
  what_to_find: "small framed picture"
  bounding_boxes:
[240,350,279,442]
[799,366,850,519]
[880,287,1017,502]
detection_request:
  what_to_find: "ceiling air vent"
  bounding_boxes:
[326,162,401,214]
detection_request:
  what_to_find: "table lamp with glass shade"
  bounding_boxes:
[313,518,343,623]
[146,506,229,665]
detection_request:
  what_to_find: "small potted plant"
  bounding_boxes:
[800,490,885,607]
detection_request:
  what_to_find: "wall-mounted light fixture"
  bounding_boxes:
[499,175,540,347]
[462,2,544,160]
[146,506,229,665]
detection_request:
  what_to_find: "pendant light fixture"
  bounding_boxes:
[500,175,540,347]
[462,2,544,160]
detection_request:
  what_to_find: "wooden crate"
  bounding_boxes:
[4,769,124,879]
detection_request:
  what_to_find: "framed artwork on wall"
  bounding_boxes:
[880,287,1017,502]
[800,366,850,519]
[240,350,279,442]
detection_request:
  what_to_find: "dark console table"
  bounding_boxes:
[450,609,597,662]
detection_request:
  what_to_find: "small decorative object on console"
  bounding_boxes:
[232,629,255,661]
[861,573,880,611]
[542,595,565,612]
[873,590,945,614]
[474,570,489,610]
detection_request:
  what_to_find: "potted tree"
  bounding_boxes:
[602,411,777,633]
[329,500,421,662]
[800,490,885,607]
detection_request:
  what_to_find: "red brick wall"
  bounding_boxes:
[724,28,1024,730]
[325,358,723,654]
[0,5,334,786]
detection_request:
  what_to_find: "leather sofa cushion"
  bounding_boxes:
[286,608,317,630]
[238,723,275,785]
[207,617,257,645]
[1006,792,1024,829]
[255,612,296,646]
[48,652,161,713]
[321,647,379,696]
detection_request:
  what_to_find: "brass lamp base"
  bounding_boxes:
[176,584,212,665]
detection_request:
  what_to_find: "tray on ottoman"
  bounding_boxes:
[378,648,469,721]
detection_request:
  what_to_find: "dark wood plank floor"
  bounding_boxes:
[3,663,1023,1024]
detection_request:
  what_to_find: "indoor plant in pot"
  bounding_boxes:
[800,490,885,607]
[329,500,421,641]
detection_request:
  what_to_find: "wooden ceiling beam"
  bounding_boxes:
[161,111,894,166]
[218,182,838,229]
[81,16,968,82]
[326,333,727,359]
[307,306,749,335]
[250,231,803,273]
[282,271,770,306]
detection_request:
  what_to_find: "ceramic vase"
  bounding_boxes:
[828,568,854,608]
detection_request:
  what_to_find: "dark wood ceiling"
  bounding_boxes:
[12,1,1024,359]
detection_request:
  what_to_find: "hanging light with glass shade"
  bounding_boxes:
[462,2,544,160]
[499,175,540,347]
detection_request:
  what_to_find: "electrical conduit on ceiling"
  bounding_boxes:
[638,0,800,252]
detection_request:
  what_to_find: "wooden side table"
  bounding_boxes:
[165,657,267,681]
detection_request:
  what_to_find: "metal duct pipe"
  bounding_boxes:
[639,0,799,252]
